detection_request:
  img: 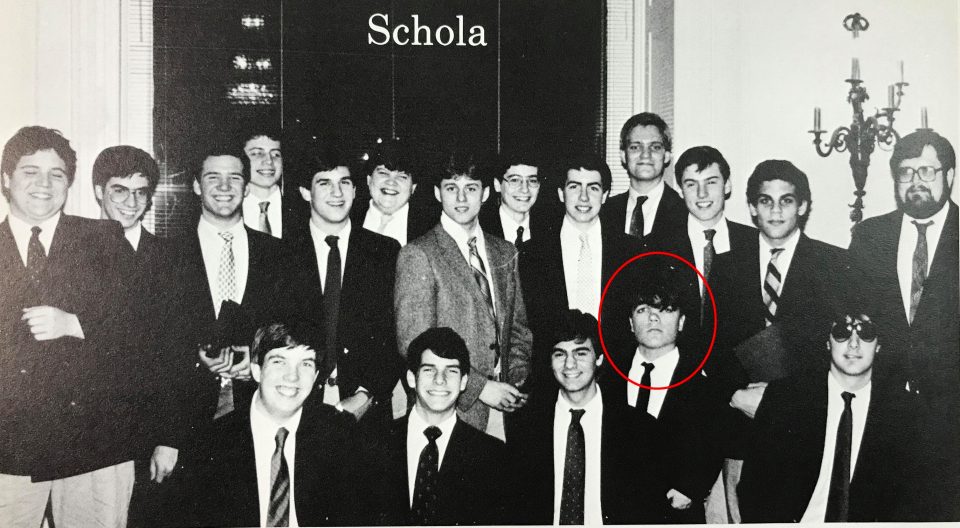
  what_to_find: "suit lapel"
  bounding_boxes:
[922,202,959,304]
[0,220,26,273]
[434,226,498,326]
[485,237,511,332]
[546,235,569,308]
[777,233,812,314]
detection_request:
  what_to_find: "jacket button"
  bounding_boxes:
[70,401,77,407]
[19,369,27,374]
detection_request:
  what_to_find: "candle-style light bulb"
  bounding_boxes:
[814,107,821,131]
[888,85,895,108]
[921,107,929,129]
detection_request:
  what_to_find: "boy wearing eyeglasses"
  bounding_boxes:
[93,145,160,251]
[738,314,920,522]
[848,129,959,520]
[478,149,557,245]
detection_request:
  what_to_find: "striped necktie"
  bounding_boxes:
[267,427,290,526]
[762,248,785,325]
[909,221,932,324]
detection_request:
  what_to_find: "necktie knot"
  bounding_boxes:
[569,408,586,424]
[641,361,655,375]
[259,201,270,213]
[840,391,855,407]
[325,235,339,248]
[912,220,932,235]
[637,195,649,207]
[219,231,234,243]
[704,228,716,242]
[770,247,784,259]
[275,427,289,449]
[515,226,525,246]
[468,236,478,250]
[579,231,589,246]
[424,425,442,443]
[31,226,42,237]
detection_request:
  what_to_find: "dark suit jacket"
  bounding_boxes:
[510,385,662,525]
[284,226,402,427]
[375,415,509,525]
[847,200,960,520]
[395,223,533,432]
[185,398,369,527]
[478,196,561,243]
[0,215,140,480]
[518,222,643,393]
[350,198,439,245]
[599,182,687,242]
[738,372,920,523]
[169,225,288,443]
[600,347,724,522]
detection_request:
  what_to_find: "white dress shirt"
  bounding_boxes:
[439,212,498,311]
[243,186,283,238]
[896,202,949,321]
[405,409,458,506]
[125,223,143,251]
[250,392,302,528]
[553,386,604,526]
[687,213,731,292]
[800,374,872,522]
[363,200,411,246]
[626,346,680,418]
[8,211,59,265]
[623,181,666,236]
[197,217,249,317]
[560,216,603,318]
[309,219,351,291]
[499,204,531,244]
[758,228,801,294]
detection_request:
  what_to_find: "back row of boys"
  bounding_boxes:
[0,110,956,526]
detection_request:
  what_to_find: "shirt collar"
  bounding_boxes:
[629,179,665,202]
[827,369,872,400]
[759,225,802,255]
[902,199,951,229]
[555,383,603,413]
[499,203,530,229]
[249,389,303,437]
[440,210,482,248]
[688,213,730,250]
[407,406,458,443]
[560,214,602,242]
[8,210,61,238]
[368,199,410,223]
[310,217,352,243]
[125,223,143,250]
[198,215,246,238]
[633,345,680,371]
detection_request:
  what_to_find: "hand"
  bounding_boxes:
[225,345,251,380]
[478,381,529,412]
[338,391,374,419]
[150,445,179,483]
[22,306,83,340]
[667,488,692,510]
[198,346,233,375]
[730,382,768,419]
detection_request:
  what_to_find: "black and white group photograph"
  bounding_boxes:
[0,0,957,526]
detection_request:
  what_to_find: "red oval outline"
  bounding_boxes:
[596,251,717,391]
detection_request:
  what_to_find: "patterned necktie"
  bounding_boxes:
[258,201,272,236]
[515,225,525,247]
[702,228,717,318]
[267,427,290,527]
[634,362,655,415]
[411,426,442,525]
[26,226,46,285]
[559,409,586,525]
[218,232,237,307]
[629,195,648,238]
[826,392,855,522]
[909,221,932,325]
[762,248,785,326]
[321,235,342,378]
[575,232,593,314]
[467,236,496,322]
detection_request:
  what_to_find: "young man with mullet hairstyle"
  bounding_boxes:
[187,322,369,527]
[376,327,508,526]
[395,150,532,441]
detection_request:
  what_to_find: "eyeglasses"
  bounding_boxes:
[107,185,151,204]
[503,175,540,190]
[895,166,943,183]
[830,317,878,342]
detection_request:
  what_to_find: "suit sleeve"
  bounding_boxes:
[395,243,437,358]
[506,253,533,389]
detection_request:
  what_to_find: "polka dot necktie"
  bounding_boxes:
[411,426,442,525]
[26,226,46,285]
[559,408,586,525]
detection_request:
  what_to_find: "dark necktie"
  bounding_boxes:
[762,248,785,326]
[702,228,717,319]
[629,195,649,238]
[411,426,442,525]
[635,362,655,415]
[321,235,341,378]
[258,201,272,236]
[559,409,586,525]
[909,221,932,325]
[26,226,46,285]
[826,391,855,522]
[514,225,525,247]
[267,427,290,527]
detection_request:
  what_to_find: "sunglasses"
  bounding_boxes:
[830,318,878,342]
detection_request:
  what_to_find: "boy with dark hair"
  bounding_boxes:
[478,148,557,245]
[240,128,308,239]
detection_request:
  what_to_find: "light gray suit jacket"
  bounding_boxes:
[395,223,532,431]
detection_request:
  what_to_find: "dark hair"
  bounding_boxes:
[745,160,812,224]
[194,142,251,184]
[242,127,283,147]
[251,322,321,370]
[560,153,612,192]
[407,327,471,373]
[550,310,601,356]
[890,129,956,175]
[92,145,160,193]
[367,138,420,184]
[1,126,77,186]
[433,149,488,188]
[630,279,685,316]
[296,142,353,189]
[619,112,672,153]
[496,148,541,182]
[674,146,730,186]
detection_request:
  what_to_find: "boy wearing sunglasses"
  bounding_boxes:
[738,314,920,523]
